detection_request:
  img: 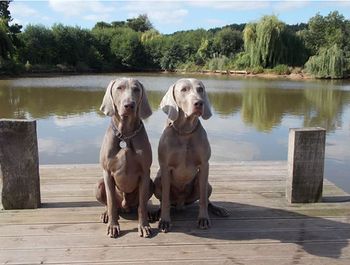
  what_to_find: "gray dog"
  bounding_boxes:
[154,78,229,233]
[95,78,153,238]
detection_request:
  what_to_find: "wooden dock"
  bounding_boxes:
[1,161,349,264]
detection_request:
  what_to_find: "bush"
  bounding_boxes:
[248,66,264,74]
[232,52,250,69]
[207,56,230,71]
[177,61,202,72]
[272,64,290,75]
[0,59,24,74]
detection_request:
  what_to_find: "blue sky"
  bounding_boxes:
[9,0,350,34]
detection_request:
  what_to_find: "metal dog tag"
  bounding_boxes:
[119,140,127,149]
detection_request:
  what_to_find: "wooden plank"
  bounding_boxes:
[0,242,349,264]
[1,162,349,265]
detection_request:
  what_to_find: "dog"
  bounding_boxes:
[154,78,229,233]
[95,78,154,238]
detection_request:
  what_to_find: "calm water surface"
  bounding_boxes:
[1,73,349,193]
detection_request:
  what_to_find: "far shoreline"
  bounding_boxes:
[0,68,347,81]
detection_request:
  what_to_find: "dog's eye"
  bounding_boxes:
[133,87,141,93]
[181,87,189,92]
[116,86,122,90]
[197,87,204,93]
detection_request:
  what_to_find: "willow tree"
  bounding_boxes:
[0,19,13,62]
[305,44,346,78]
[243,15,306,68]
[243,16,286,68]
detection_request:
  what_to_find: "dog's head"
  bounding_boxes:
[100,78,152,119]
[160,78,212,122]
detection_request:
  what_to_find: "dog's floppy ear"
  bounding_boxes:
[201,83,212,120]
[100,80,116,116]
[138,82,152,119]
[160,83,179,122]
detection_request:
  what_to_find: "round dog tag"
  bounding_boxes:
[119,140,127,148]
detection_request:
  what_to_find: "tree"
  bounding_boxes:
[0,0,21,48]
[213,28,243,57]
[51,24,102,69]
[110,28,145,69]
[0,19,13,61]
[302,11,348,55]
[305,44,346,78]
[126,14,153,32]
[160,42,186,70]
[243,15,307,68]
[18,24,56,65]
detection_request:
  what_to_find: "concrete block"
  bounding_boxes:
[0,119,41,209]
[287,127,326,203]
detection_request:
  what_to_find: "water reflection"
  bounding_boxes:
[0,75,350,192]
[2,85,350,133]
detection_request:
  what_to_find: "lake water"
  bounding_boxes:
[0,73,349,193]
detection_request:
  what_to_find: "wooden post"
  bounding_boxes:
[0,119,41,209]
[287,127,326,203]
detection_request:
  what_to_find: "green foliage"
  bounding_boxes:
[213,28,243,57]
[0,19,13,60]
[302,11,348,55]
[110,28,144,69]
[243,15,307,68]
[232,52,250,69]
[2,5,350,78]
[305,44,346,78]
[18,24,56,65]
[207,56,230,71]
[160,42,186,70]
[126,14,153,32]
[272,64,290,75]
[248,66,264,74]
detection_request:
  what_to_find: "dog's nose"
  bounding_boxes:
[194,100,204,107]
[124,102,136,109]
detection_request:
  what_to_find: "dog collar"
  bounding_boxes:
[111,120,144,148]
[169,120,200,136]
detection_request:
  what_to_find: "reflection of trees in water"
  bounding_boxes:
[210,86,350,132]
[145,91,163,111]
[208,92,242,116]
[303,88,344,131]
[1,85,350,133]
[0,88,164,119]
[241,88,305,132]
[0,87,103,119]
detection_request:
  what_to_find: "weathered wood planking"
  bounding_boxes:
[0,162,349,265]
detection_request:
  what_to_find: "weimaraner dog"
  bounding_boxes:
[95,78,154,238]
[154,78,229,232]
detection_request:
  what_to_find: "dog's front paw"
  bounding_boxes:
[158,218,171,233]
[100,210,108,223]
[138,223,152,238]
[107,222,120,238]
[197,217,211,229]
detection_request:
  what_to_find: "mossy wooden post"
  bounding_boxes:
[0,119,41,209]
[287,128,326,203]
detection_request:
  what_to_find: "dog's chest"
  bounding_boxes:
[110,148,143,192]
[169,140,201,182]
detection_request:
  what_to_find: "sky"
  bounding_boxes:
[8,0,350,34]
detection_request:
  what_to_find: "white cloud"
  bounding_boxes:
[48,0,115,18]
[189,0,270,11]
[9,2,39,17]
[273,0,309,12]
[122,1,189,25]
